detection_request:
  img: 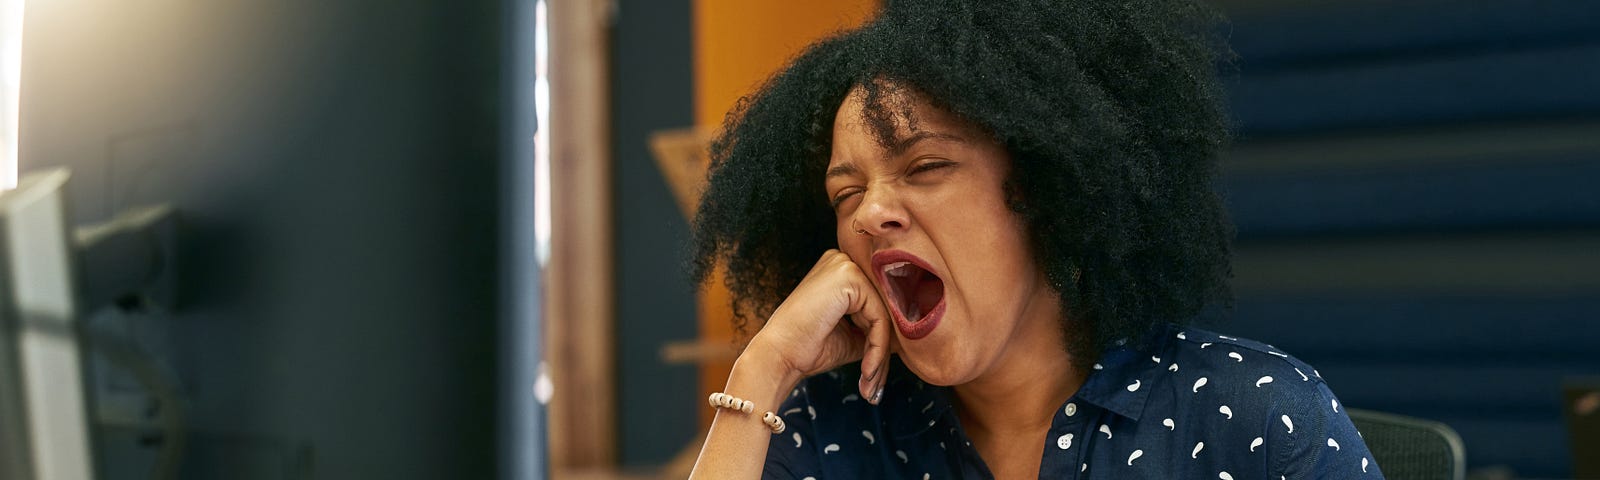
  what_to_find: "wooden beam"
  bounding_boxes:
[546,0,616,469]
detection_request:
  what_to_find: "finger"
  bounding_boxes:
[873,329,900,404]
[865,316,892,405]
[854,320,878,401]
[847,278,893,402]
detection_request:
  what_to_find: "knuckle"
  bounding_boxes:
[837,286,858,305]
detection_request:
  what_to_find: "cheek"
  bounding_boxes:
[957,222,1033,294]
[980,207,1035,278]
[834,217,855,247]
[835,220,875,265]
[932,186,1037,312]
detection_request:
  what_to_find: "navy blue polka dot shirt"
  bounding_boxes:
[762,325,1384,479]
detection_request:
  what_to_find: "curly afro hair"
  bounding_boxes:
[689,0,1235,365]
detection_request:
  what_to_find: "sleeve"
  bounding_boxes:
[762,384,825,480]
[1270,378,1386,479]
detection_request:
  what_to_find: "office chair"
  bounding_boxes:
[1347,408,1467,480]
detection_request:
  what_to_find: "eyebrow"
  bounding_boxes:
[825,130,966,180]
[824,162,861,181]
[888,131,965,156]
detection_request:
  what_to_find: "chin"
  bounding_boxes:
[897,343,979,387]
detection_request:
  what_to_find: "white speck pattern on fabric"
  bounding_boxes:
[761,325,1384,479]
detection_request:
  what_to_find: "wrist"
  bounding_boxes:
[727,336,805,410]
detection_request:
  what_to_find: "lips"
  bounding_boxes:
[871,250,947,340]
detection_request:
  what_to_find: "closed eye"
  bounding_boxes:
[830,188,862,210]
[909,159,956,176]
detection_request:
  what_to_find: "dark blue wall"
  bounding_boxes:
[1217,1,1600,476]
[611,0,701,467]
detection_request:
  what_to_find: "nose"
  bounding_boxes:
[853,186,910,237]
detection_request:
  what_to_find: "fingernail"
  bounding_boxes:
[871,386,883,405]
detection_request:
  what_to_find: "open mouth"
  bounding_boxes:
[872,251,946,340]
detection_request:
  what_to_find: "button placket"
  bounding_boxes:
[1045,398,1096,479]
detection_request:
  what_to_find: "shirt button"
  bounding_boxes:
[1056,433,1074,450]
[1064,402,1078,417]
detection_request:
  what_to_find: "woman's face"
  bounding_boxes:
[825,85,1058,386]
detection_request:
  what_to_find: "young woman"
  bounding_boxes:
[688,0,1381,478]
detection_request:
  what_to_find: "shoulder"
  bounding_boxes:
[1157,325,1381,477]
[1161,325,1330,398]
[1158,325,1345,434]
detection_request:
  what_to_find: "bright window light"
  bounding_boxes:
[0,0,23,190]
[533,0,550,267]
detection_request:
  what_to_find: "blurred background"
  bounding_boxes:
[591,0,1600,479]
[0,0,1595,479]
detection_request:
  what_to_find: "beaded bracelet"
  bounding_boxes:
[708,392,785,434]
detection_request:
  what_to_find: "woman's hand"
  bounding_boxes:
[745,249,895,404]
[690,250,894,479]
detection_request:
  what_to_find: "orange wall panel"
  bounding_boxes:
[694,1,879,127]
[692,0,879,430]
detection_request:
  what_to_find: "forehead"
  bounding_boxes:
[830,82,976,161]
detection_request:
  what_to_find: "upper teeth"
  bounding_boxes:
[883,261,914,277]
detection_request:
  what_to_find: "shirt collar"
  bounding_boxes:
[1069,328,1172,422]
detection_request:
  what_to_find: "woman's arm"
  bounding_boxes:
[688,250,895,479]
[688,340,803,479]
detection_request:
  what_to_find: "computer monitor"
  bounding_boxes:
[12,0,544,478]
[0,169,96,480]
